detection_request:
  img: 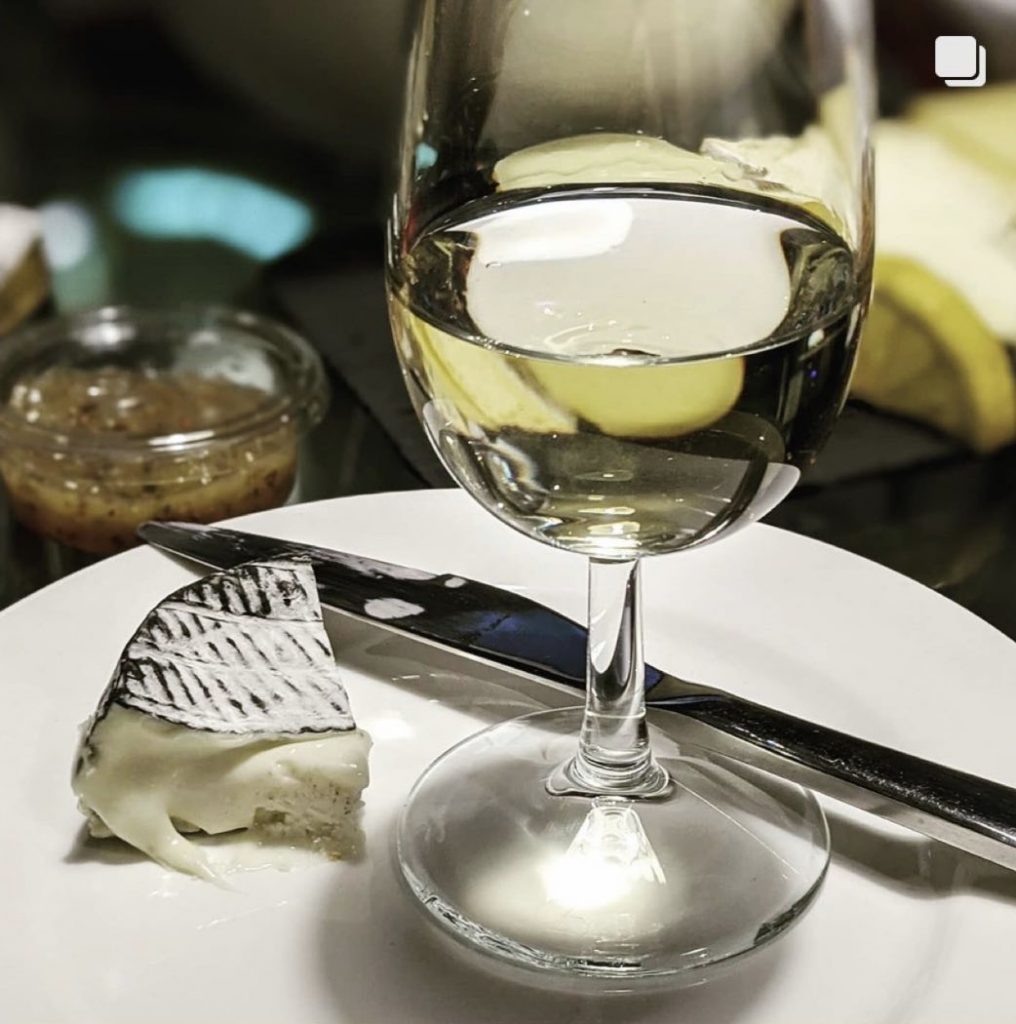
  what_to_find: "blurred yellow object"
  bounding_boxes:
[405,310,745,440]
[492,133,727,190]
[862,115,1016,450]
[0,206,49,335]
[854,257,1016,453]
[493,129,847,232]
[910,84,1016,182]
[528,357,744,438]
[404,314,576,435]
[874,121,1016,344]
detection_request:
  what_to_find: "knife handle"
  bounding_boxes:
[653,692,1016,870]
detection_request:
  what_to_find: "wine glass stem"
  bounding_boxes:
[548,558,670,798]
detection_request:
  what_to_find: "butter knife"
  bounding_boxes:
[138,520,1016,871]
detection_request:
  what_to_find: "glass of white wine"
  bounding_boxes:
[386,0,874,982]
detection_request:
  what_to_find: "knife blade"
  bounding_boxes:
[138,519,1016,872]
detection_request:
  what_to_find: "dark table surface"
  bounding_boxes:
[2,2,1015,644]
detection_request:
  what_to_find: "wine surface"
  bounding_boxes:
[389,185,862,557]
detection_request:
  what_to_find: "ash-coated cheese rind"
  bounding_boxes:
[88,559,355,736]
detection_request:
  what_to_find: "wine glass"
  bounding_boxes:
[386,0,874,982]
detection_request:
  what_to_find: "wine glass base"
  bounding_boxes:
[397,707,829,984]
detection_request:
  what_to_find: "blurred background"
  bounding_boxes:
[1,0,1016,638]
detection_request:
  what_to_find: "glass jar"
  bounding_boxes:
[0,305,328,553]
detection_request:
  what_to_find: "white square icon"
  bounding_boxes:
[935,35,977,77]
[935,36,987,87]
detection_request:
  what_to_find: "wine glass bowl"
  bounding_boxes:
[387,0,874,983]
[391,182,862,557]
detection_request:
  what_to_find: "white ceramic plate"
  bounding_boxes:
[4,490,1016,1023]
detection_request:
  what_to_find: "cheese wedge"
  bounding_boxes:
[72,559,370,881]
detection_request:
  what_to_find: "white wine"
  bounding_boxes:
[388,185,864,557]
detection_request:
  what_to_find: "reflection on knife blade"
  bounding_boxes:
[137,520,1016,872]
